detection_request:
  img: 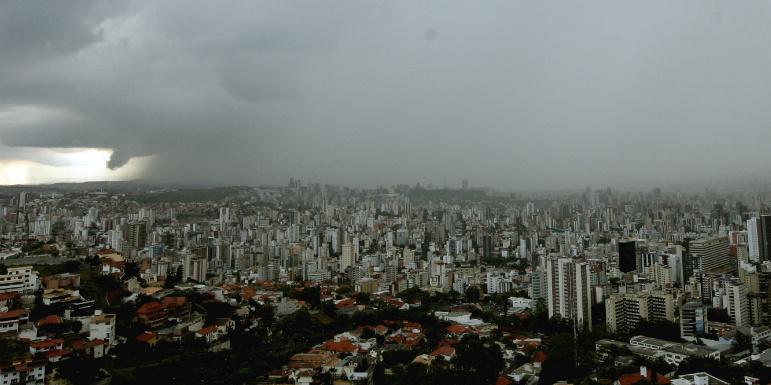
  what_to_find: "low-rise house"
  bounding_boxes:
[41,288,80,306]
[0,266,39,294]
[161,296,192,320]
[508,362,541,385]
[0,309,29,333]
[136,301,166,329]
[615,366,670,385]
[41,273,80,290]
[288,352,340,371]
[44,349,71,363]
[195,325,220,344]
[35,315,63,329]
[430,346,456,361]
[0,292,19,311]
[28,338,64,355]
[670,372,731,385]
[135,331,159,347]
[71,338,106,359]
[0,359,46,385]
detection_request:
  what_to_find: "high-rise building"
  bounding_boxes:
[529,268,547,300]
[461,179,469,190]
[605,291,674,334]
[18,191,26,210]
[481,235,493,260]
[688,237,729,274]
[748,217,761,262]
[618,240,636,273]
[747,215,771,262]
[680,301,708,338]
[546,257,593,331]
[340,242,353,273]
[726,280,750,327]
[125,222,147,250]
[219,207,230,231]
[605,293,647,334]
[184,254,208,283]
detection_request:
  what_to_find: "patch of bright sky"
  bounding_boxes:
[0,148,147,185]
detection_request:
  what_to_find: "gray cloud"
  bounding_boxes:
[2,1,771,189]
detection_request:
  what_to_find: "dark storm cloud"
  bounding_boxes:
[2,1,771,189]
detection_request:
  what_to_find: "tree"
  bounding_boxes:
[355,292,370,305]
[290,286,321,308]
[734,331,752,352]
[464,286,482,303]
[538,333,579,385]
[452,335,504,385]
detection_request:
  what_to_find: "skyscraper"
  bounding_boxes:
[748,215,771,263]
[340,242,353,273]
[546,256,593,331]
[618,240,636,273]
[481,235,493,260]
[126,222,147,250]
[748,217,761,262]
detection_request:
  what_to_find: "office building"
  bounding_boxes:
[688,237,729,274]
[619,240,636,273]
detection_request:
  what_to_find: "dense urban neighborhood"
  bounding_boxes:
[1,181,771,385]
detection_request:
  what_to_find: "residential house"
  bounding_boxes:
[0,309,29,333]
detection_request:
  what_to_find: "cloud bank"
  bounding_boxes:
[2,1,771,189]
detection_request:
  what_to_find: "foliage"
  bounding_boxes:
[0,339,27,364]
[450,335,505,385]
[288,286,321,308]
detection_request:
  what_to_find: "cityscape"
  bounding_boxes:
[4,1,771,385]
[1,181,771,385]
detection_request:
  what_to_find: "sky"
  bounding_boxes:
[2,1,771,190]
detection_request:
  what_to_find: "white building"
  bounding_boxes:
[89,312,117,347]
[0,360,45,385]
[546,257,593,331]
[0,266,39,294]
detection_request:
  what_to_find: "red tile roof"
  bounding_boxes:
[136,301,164,315]
[35,315,62,327]
[446,324,470,334]
[0,309,28,320]
[430,346,455,358]
[618,370,670,385]
[161,296,187,308]
[197,325,217,336]
[29,338,63,349]
[322,340,356,353]
[44,349,70,358]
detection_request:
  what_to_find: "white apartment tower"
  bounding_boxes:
[546,257,593,331]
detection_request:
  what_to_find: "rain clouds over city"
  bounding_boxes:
[2,1,771,189]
